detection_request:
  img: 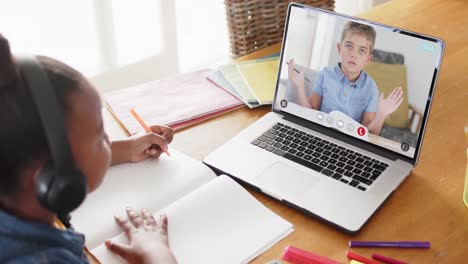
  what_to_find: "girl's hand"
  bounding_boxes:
[111,125,174,164]
[129,125,174,162]
[105,207,177,264]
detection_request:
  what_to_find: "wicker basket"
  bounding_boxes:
[225,0,335,58]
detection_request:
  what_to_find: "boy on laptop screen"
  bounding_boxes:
[276,8,441,157]
[287,21,403,137]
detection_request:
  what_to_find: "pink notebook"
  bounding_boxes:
[105,69,244,134]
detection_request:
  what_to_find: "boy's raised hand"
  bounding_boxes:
[105,207,177,264]
[377,86,404,117]
[287,58,305,90]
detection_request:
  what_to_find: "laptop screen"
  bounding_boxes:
[274,4,444,159]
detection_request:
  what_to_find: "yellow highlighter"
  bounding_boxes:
[129,107,171,157]
[464,126,468,207]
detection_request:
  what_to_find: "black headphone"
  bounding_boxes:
[17,56,87,218]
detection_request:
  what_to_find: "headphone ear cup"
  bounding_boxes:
[35,161,55,209]
[47,172,87,214]
[35,161,87,214]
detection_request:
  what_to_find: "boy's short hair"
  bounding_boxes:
[341,21,376,53]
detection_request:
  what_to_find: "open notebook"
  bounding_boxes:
[71,149,293,264]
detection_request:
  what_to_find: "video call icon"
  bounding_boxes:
[401,142,410,152]
[280,99,288,108]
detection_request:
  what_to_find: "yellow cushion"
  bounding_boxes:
[365,61,409,128]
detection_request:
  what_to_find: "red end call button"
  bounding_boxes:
[357,126,366,136]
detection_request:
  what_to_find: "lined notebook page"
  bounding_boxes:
[71,148,216,249]
[92,175,294,264]
[105,69,242,135]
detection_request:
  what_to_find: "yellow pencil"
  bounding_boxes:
[130,107,171,157]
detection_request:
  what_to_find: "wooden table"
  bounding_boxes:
[104,0,468,262]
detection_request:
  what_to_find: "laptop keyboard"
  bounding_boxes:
[251,122,389,191]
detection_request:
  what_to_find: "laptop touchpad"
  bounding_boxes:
[255,162,320,198]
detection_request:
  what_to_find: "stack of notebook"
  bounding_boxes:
[207,56,280,108]
[104,55,280,134]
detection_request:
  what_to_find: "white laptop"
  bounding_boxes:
[204,3,444,233]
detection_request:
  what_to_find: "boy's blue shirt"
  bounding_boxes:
[0,210,90,264]
[312,63,379,123]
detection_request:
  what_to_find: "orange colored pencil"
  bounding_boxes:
[130,107,171,157]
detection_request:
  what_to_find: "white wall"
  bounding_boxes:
[281,7,318,75]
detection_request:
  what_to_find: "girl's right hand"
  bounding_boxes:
[287,58,305,91]
[105,207,177,264]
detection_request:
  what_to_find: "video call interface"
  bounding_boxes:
[275,6,442,158]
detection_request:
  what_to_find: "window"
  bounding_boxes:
[1,0,230,91]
